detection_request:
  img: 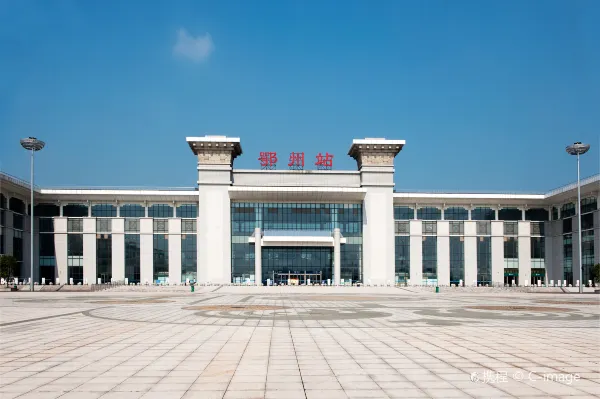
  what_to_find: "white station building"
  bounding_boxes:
[1,136,598,287]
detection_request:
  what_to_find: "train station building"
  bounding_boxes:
[1,136,599,287]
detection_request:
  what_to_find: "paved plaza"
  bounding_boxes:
[0,286,599,399]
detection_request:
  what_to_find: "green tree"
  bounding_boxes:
[0,255,18,287]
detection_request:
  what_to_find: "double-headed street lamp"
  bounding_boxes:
[20,137,45,292]
[566,142,590,294]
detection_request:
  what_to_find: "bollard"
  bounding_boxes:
[191,285,195,293]
[435,286,440,293]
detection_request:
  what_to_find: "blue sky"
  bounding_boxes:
[1,0,598,192]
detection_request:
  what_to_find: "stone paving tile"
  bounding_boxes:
[0,288,598,399]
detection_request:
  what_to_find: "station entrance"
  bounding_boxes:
[262,247,332,285]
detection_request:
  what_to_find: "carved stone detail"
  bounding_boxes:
[356,153,396,168]
[197,150,234,165]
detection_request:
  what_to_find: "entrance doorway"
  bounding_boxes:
[504,268,519,286]
[531,269,545,286]
[262,247,332,285]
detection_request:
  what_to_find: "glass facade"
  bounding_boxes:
[262,247,332,285]
[125,234,140,283]
[477,237,492,285]
[422,236,437,283]
[91,204,116,217]
[97,234,112,282]
[394,236,410,284]
[581,197,597,214]
[561,203,575,219]
[499,208,521,221]
[563,233,573,285]
[394,206,414,220]
[63,204,88,217]
[445,207,468,221]
[153,235,169,283]
[449,236,464,284]
[525,208,549,221]
[177,204,198,218]
[504,237,518,268]
[67,234,83,284]
[181,234,197,282]
[417,207,441,220]
[582,230,595,286]
[231,202,362,284]
[149,204,173,218]
[121,204,145,218]
[472,207,495,221]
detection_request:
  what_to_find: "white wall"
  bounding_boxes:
[168,218,181,284]
[491,221,504,285]
[82,218,96,283]
[111,218,125,281]
[437,221,450,286]
[518,221,531,286]
[362,187,395,284]
[140,217,153,284]
[409,220,422,285]
[464,221,477,286]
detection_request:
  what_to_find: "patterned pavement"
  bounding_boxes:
[0,286,599,399]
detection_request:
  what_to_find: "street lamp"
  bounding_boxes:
[20,137,45,292]
[566,142,590,294]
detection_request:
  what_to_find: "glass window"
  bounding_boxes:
[552,207,559,221]
[9,198,25,214]
[0,194,6,209]
[34,204,60,217]
[149,204,173,218]
[581,197,597,214]
[477,236,492,285]
[422,221,437,235]
[91,204,116,218]
[530,222,544,236]
[96,219,112,233]
[125,234,140,284]
[153,219,168,233]
[177,204,198,218]
[395,236,410,284]
[39,218,54,233]
[499,208,521,221]
[67,218,83,233]
[96,235,112,282]
[120,204,145,218]
[39,233,55,268]
[450,236,464,284]
[422,236,437,282]
[394,221,409,235]
[563,218,572,234]
[182,220,197,233]
[417,207,441,220]
[13,214,24,230]
[563,234,573,285]
[471,207,495,221]
[63,204,88,217]
[67,234,83,256]
[449,221,464,235]
[444,207,468,221]
[476,221,491,235]
[181,235,197,282]
[525,208,549,221]
[503,222,518,236]
[261,247,332,285]
[394,206,414,220]
[561,203,575,219]
[582,231,595,285]
[581,213,593,230]
[125,218,140,233]
[504,237,518,259]
[531,237,545,259]
[13,232,23,261]
[153,235,169,283]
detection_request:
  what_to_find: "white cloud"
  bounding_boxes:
[173,28,214,62]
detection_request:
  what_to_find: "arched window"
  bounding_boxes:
[417,207,441,220]
[444,207,468,221]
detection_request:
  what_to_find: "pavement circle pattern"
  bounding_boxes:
[1,286,599,399]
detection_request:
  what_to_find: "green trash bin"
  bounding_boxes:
[191,285,195,293]
[435,286,440,293]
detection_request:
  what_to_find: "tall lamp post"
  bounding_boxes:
[566,142,590,294]
[20,137,45,292]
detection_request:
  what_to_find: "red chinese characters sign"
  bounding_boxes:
[258,151,333,170]
[258,152,278,169]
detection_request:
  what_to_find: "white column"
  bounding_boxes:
[491,221,504,286]
[437,221,450,286]
[333,228,341,285]
[254,228,262,286]
[198,185,231,284]
[494,207,499,220]
[362,187,395,285]
[409,220,422,285]
[112,218,125,282]
[140,218,153,284]
[82,218,96,284]
[464,221,477,286]
[54,217,68,284]
[168,218,182,285]
[518,221,531,286]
